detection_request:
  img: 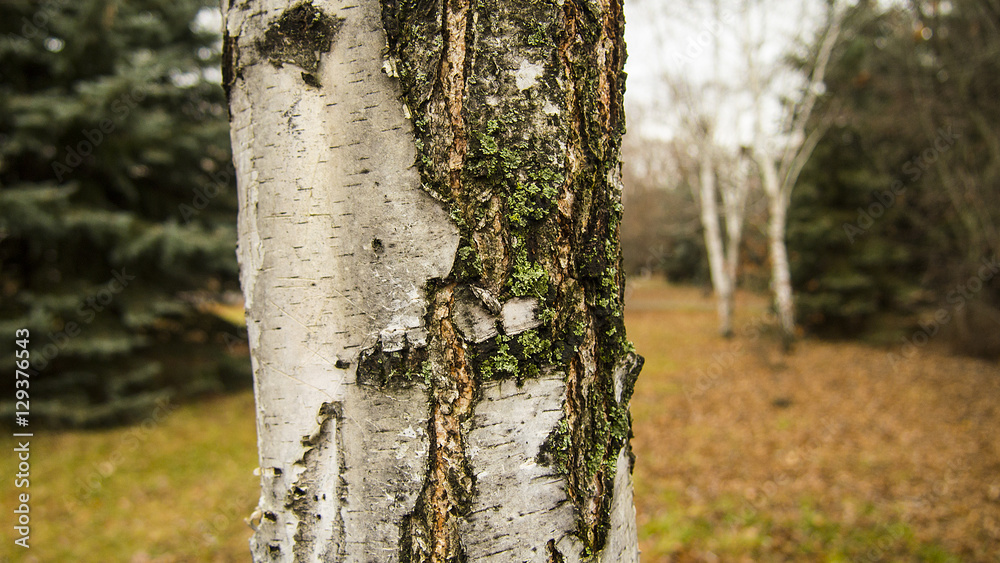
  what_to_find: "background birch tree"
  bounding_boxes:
[222,0,642,561]
[666,104,752,337]
[744,0,842,342]
[630,0,841,343]
[644,0,754,337]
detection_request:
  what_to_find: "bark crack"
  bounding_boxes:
[546,538,566,563]
[402,284,477,563]
[551,0,635,553]
[440,0,471,198]
[379,0,638,556]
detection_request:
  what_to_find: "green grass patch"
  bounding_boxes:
[0,392,258,561]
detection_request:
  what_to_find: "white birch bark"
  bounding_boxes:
[658,0,749,337]
[226,2,458,559]
[758,156,795,338]
[667,118,747,337]
[746,0,842,341]
[224,0,640,561]
[721,159,751,335]
[696,147,735,336]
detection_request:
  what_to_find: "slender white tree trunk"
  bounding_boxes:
[660,0,750,339]
[770,208,795,340]
[224,0,642,561]
[696,151,734,336]
[762,162,795,339]
[745,0,842,343]
[721,159,751,338]
[722,194,744,337]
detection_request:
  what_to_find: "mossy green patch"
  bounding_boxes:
[480,340,519,380]
[475,328,557,382]
[509,257,549,298]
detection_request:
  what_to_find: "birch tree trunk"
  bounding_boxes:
[720,160,750,338]
[695,149,734,337]
[768,196,793,342]
[222,0,642,561]
[657,0,748,339]
[746,0,842,343]
[758,155,795,340]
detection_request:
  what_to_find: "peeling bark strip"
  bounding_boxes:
[227,0,640,559]
[288,402,345,562]
[400,284,477,563]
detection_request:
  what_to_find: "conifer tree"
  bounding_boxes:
[790,0,1000,350]
[0,0,246,426]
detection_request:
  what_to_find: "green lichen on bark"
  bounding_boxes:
[380,0,639,556]
[473,328,559,381]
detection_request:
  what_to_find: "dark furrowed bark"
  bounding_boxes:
[382,0,640,558]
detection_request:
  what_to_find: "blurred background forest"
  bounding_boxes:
[622,0,1000,352]
[0,0,998,561]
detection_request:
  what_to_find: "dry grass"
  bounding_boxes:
[1,279,997,561]
[628,279,1000,562]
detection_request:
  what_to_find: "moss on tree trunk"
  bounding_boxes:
[379,0,642,558]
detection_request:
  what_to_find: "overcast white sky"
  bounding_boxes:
[623,0,830,144]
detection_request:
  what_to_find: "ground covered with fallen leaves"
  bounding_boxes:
[2,280,997,561]
[627,279,1000,562]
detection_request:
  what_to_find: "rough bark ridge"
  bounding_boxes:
[383,0,641,559]
[226,0,641,560]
